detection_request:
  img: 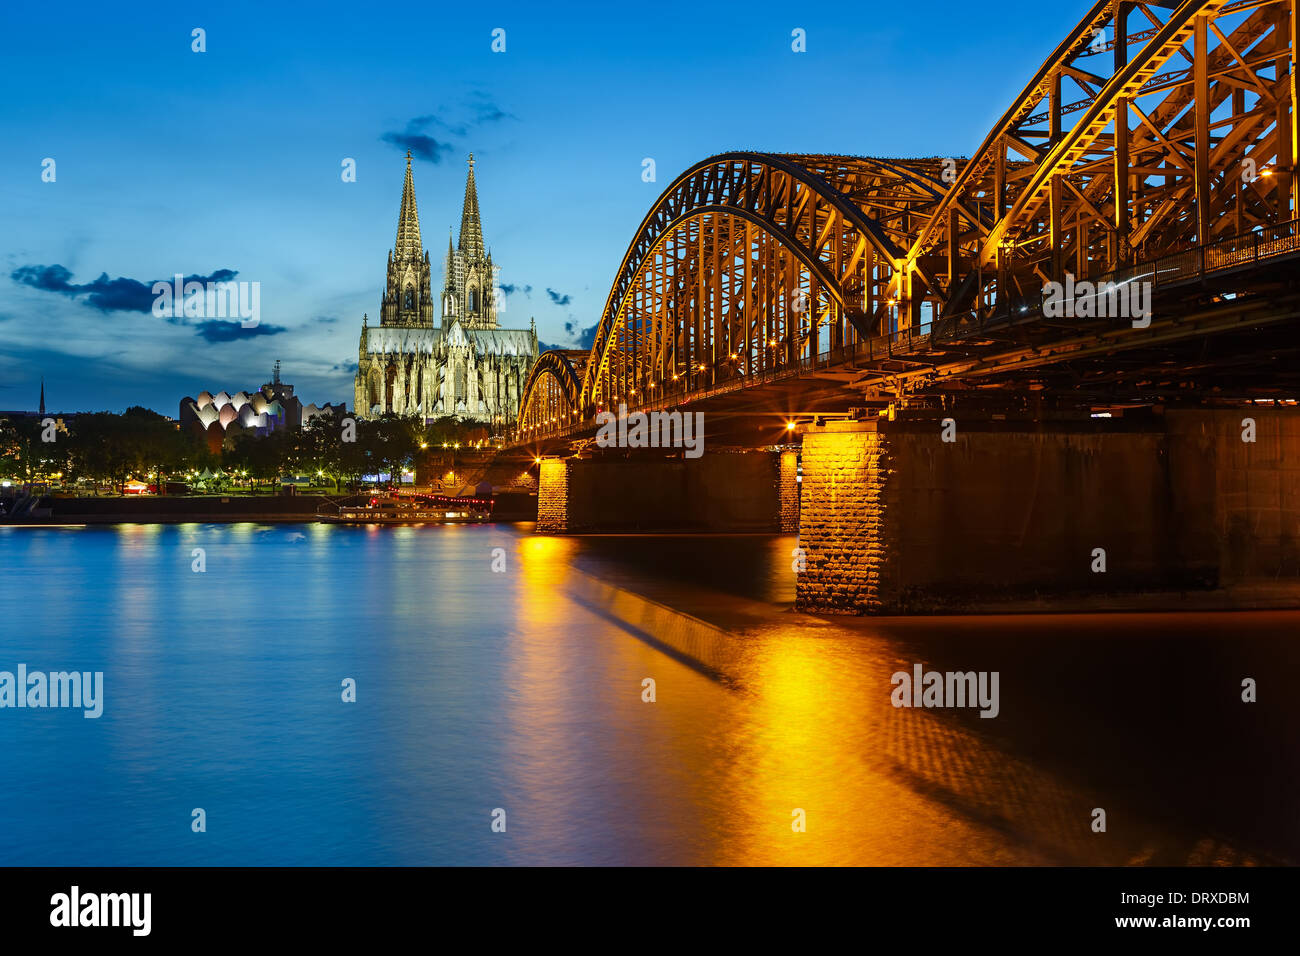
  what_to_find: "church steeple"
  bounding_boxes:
[380,152,433,328]
[458,153,484,259]
[39,377,45,417]
[395,150,422,261]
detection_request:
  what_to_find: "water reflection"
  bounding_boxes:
[0,523,1294,865]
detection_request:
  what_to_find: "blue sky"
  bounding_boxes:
[0,0,1084,414]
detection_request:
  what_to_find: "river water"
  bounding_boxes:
[0,523,1295,865]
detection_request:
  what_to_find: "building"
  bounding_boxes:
[353,153,538,424]
[179,362,346,452]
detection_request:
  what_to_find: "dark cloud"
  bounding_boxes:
[312,314,339,324]
[497,283,532,298]
[193,320,286,343]
[546,288,572,307]
[381,124,453,163]
[333,361,359,374]
[382,96,517,161]
[11,264,238,314]
[538,321,597,354]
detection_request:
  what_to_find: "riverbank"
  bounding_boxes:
[2,492,539,524]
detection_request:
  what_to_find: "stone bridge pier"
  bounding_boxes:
[795,409,1300,614]
[536,449,800,534]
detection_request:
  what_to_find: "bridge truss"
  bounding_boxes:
[517,0,1298,441]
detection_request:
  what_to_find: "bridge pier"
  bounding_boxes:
[796,409,1300,614]
[536,450,794,534]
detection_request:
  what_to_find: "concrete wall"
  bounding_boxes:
[1167,409,1300,580]
[535,451,784,533]
[796,408,1299,614]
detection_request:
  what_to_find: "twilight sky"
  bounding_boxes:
[0,0,1082,414]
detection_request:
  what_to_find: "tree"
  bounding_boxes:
[66,413,136,493]
[0,415,67,482]
[123,406,199,494]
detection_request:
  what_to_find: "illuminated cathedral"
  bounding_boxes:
[354,153,538,423]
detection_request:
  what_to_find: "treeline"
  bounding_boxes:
[0,408,491,493]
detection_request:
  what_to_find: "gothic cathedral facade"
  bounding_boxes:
[354,153,538,424]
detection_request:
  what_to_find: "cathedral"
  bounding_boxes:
[353,153,538,424]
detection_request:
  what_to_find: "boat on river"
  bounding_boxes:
[318,491,492,524]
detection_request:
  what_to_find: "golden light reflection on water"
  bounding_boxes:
[496,533,1276,865]
[503,538,1035,865]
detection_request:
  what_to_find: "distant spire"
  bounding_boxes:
[395,150,422,259]
[39,377,45,416]
[458,153,484,258]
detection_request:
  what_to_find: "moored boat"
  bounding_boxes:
[318,492,492,524]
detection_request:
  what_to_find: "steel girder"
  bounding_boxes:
[917,0,1297,316]
[517,0,1296,441]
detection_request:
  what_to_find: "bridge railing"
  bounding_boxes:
[927,217,1300,348]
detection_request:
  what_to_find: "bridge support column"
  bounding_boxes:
[796,409,1300,614]
[778,449,800,533]
[795,421,892,612]
[536,458,572,533]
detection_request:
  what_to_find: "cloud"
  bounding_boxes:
[11,264,238,314]
[312,314,339,324]
[466,91,519,125]
[498,282,532,298]
[538,321,597,354]
[193,320,286,343]
[546,288,572,306]
[332,361,359,374]
[382,96,517,161]
[381,122,454,163]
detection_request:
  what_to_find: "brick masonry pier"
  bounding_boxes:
[795,409,1300,613]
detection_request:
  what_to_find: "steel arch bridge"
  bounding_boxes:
[516,0,1298,442]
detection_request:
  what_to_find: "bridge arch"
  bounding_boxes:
[580,152,956,411]
[517,349,585,434]
[907,0,1297,315]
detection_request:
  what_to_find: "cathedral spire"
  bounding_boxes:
[458,153,484,259]
[39,377,45,416]
[395,150,422,260]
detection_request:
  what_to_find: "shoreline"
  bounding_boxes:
[1,492,539,525]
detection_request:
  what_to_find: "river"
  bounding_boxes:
[1,523,1295,865]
